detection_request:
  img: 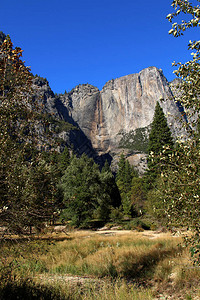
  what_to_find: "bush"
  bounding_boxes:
[109,206,124,222]
[124,219,151,231]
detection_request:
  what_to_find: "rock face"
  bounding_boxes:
[31,77,103,161]
[56,67,184,172]
[100,67,183,152]
[31,67,185,173]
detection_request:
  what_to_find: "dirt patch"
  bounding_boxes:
[92,229,175,239]
[36,274,104,287]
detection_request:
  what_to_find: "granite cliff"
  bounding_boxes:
[57,67,184,172]
[31,67,185,173]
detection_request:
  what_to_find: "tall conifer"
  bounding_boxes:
[147,101,174,182]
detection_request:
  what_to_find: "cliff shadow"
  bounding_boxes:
[54,97,113,168]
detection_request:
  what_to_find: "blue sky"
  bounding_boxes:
[1,0,199,93]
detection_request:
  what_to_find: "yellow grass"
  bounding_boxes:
[35,231,178,277]
[1,230,200,299]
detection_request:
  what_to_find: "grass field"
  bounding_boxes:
[0,229,200,299]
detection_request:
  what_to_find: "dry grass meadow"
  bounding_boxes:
[1,229,200,299]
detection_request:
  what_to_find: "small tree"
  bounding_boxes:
[58,147,71,174]
[131,177,146,216]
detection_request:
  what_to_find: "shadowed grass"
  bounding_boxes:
[0,276,153,300]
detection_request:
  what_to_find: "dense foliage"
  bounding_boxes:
[116,153,139,217]
[60,154,121,227]
[0,36,59,234]
[148,0,200,263]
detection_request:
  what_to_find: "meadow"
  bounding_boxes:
[1,229,200,299]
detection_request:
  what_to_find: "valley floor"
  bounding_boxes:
[1,229,200,299]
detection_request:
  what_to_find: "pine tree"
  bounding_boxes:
[147,101,174,182]
[101,160,110,173]
[116,153,126,184]
[58,147,71,175]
